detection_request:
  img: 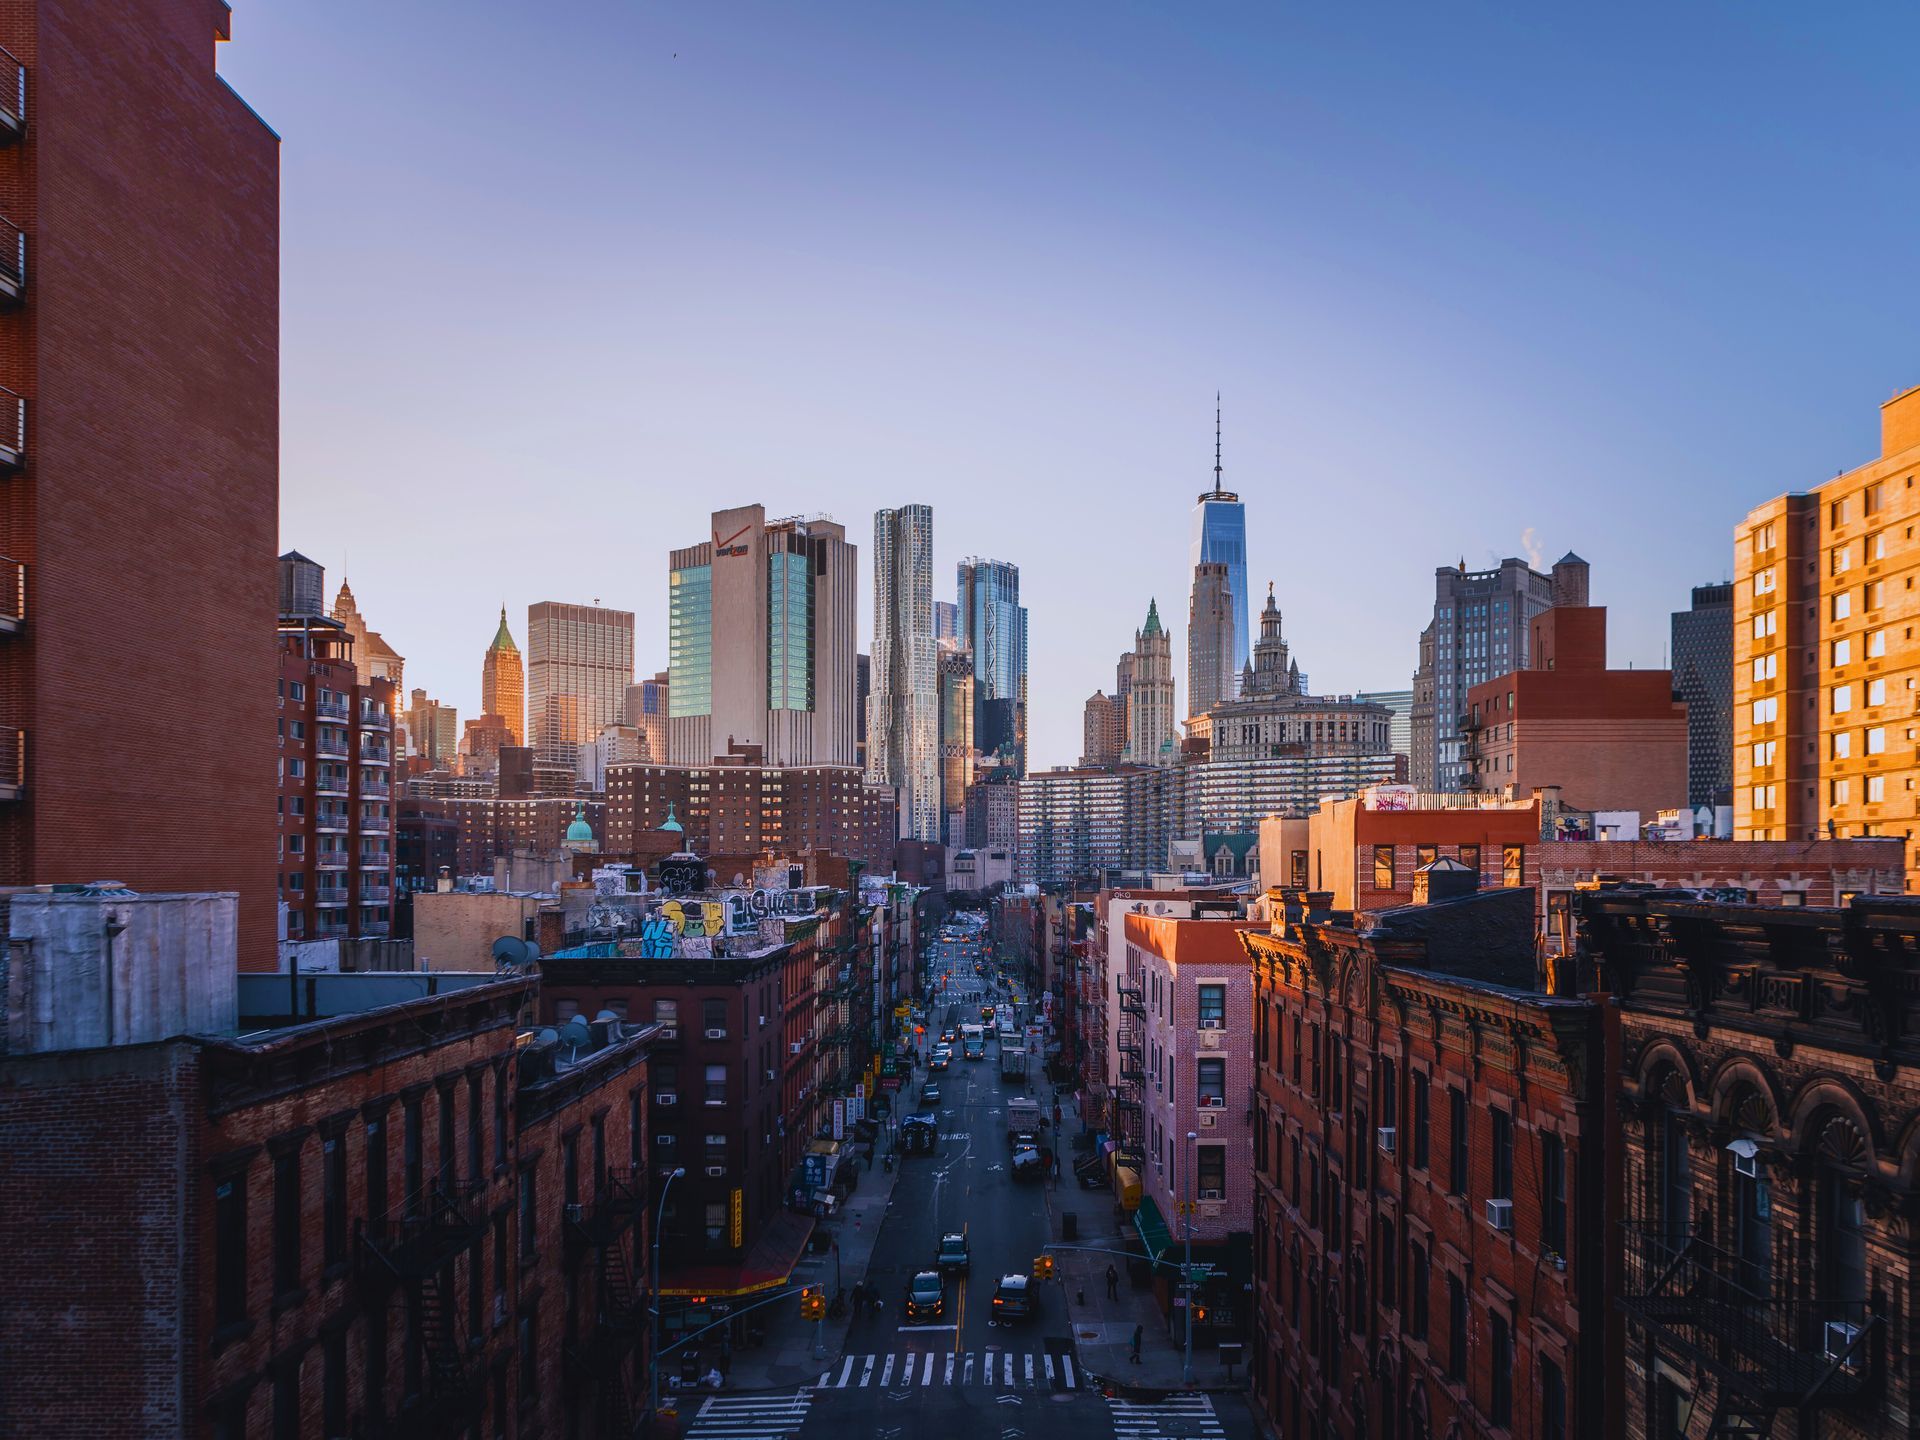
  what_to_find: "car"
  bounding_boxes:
[936,1232,970,1275]
[1011,1144,1044,1180]
[905,1270,945,1322]
[929,1051,951,1072]
[922,1082,942,1106]
[900,1116,939,1154]
[941,1029,957,1043]
[991,1273,1033,1322]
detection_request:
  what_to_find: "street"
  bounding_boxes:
[682,919,1262,1440]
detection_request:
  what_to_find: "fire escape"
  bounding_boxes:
[357,1181,489,1436]
[563,1168,648,1438]
[1456,710,1483,792]
[1617,1223,1880,1437]
[1114,972,1147,1163]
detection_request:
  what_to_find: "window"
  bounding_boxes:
[1449,1088,1469,1194]
[1832,496,1850,527]
[654,997,680,1028]
[1868,775,1886,803]
[365,1117,387,1242]
[1753,567,1776,597]
[1829,639,1849,668]
[274,1365,299,1440]
[1868,580,1886,610]
[705,1064,727,1106]
[562,1134,579,1210]
[1868,677,1887,706]
[1458,843,1480,873]
[403,1096,424,1216]
[1753,652,1778,681]
[1871,529,1888,559]
[1751,784,1776,811]
[1446,1273,1467,1381]
[1834,685,1853,715]
[1869,628,1888,657]
[1541,1357,1567,1440]
[1412,1077,1430,1169]
[468,1073,485,1182]
[702,997,728,1035]
[1754,521,1776,550]
[215,1173,248,1326]
[1833,731,1853,759]
[1833,778,1851,805]
[1378,1217,1397,1308]
[1541,1133,1566,1254]
[1197,984,1225,1029]
[438,1085,456,1193]
[1378,1057,1397,1131]
[1373,844,1395,890]
[1753,740,1776,767]
[1491,1109,1513,1200]
[1408,1241,1429,1341]
[1752,696,1778,725]
[1197,1058,1226,1107]
[1415,844,1437,869]
[1502,845,1524,887]
[322,1133,346,1267]
[1752,609,1776,639]
[1820,1165,1868,1306]
[1834,592,1852,621]
[1865,481,1885,515]
[1832,545,1853,575]
[1196,1144,1226,1198]
[493,1066,508,1169]
[519,1167,538,1260]
[1490,1311,1513,1425]
[323,1327,348,1437]
[518,1305,538,1400]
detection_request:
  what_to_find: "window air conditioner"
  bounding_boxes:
[1199,1019,1222,1030]
[1377,1126,1397,1155]
[1825,1320,1864,1365]
[658,1093,678,1106]
[704,1165,726,1178]
[759,1015,767,1027]
[564,1203,584,1224]
[765,1069,776,1082]
[657,1134,675,1146]
[1201,1031,1223,1051]
[1732,1149,1761,1181]
[705,1028,727,1040]
[659,1027,678,1042]
[1199,1113,1217,1129]
[1485,1198,1514,1231]
[1199,1188,1224,1201]
[790,1042,804,1055]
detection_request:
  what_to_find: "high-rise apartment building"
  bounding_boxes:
[407,687,458,766]
[1124,600,1176,766]
[934,599,959,649]
[481,604,524,744]
[528,600,634,771]
[1186,560,1236,723]
[0,5,281,966]
[938,646,975,842]
[1355,688,1415,766]
[667,504,857,768]
[870,504,940,840]
[1081,690,1125,767]
[957,556,1029,775]
[1734,385,1920,877]
[1410,552,1589,791]
[1191,400,1250,687]
[1671,581,1733,811]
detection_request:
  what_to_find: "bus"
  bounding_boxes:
[959,1023,987,1060]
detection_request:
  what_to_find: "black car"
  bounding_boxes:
[901,1116,939,1154]
[905,1270,945,1322]
[936,1232,970,1275]
[991,1274,1033,1322]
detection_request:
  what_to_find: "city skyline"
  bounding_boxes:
[232,6,1920,771]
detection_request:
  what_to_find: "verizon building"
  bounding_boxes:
[667,504,858,768]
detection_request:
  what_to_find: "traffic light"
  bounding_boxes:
[800,1286,826,1322]
[1031,1254,1054,1281]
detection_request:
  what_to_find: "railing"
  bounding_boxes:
[357,814,389,836]
[316,851,349,870]
[0,215,23,302]
[359,918,391,937]
[564,1169,645,1255]
[359,742,391,765]
[1617,1222,1877,1408]
[0,386,24,471]
[314,887,349,907]
[359,1178,490,1286]
[360,774,392,798]
[359,703,391,730]
[0,554,22,631]
[315,805,350,833]
[360,884,393,904]
[315,694,350,722]
[314,731,349,759]
[0,48,23,138]
[315,769,350,796]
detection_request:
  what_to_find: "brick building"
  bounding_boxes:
[0,0,281,967]
[1580,889,1920,1440]
[1464,604,1689,815]
[395,797,459,938]
[427,795,607,878]
[1242,882,1613,1440]
[0,970,657,1438]
[278,559,399,946]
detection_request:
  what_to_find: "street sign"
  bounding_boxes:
[833,1099,846,1140]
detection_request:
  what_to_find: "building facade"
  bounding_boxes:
[1191,404,1250,685]
[1734,386,1920,882]
[1187,561,1237,724]
[938,646,975,843]
[1126,601,1177,766]
[1410,553,1589,792]
[1671,581,1733,811]
[956,556,1028,775]
[408,687,459,767]
[1083,690,1125,767]
[482,605,525,746]
[1354,688,1414,768]
[870,504,940,839]
[527,601,634,772]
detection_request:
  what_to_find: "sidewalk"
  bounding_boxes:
[1041,1087,1249,1396]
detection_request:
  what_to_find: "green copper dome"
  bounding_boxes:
[565,804,594,845]
[659,802,684,834]
[1143,598,1162,636]
[489,605,518,653]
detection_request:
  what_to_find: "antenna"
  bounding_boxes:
[1213,392,1223,492]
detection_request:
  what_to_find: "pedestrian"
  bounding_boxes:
[1105,1264,1119,1300]
[1129,1324,1143,1365]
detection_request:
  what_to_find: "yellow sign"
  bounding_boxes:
[729,1187,744,1248]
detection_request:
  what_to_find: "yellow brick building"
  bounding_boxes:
[1734,385,1920,882]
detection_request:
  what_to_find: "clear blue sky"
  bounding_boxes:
[222,3,1919,770]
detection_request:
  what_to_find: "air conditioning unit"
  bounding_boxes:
[1200,1095,1225,1108]
[1485,1198,1514,1232]
[1199,1188,1224,1201]
[1377,1126,1397,1155]
[765,1069,776,1082]
[704,1165,726,1178]
[564,1203,584,1224]
[659,1027,678,1042]
[790,1042,804,1055]
[1732,1148,1761,1181]
[1199,1113,1217,1129]
[658,1093,678,1107]
[705,1027,727,1040]
[759,1015,768,1028]
[1200,1031,1223,1051]
[657,1134,676,1146]
[1199,1019,1222,1030]
[1825,1320,1864,1365]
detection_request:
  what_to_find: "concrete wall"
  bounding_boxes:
[411,889,547,970]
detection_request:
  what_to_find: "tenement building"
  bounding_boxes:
[1580,888,1920,1440]
[1242,877,1610,1440]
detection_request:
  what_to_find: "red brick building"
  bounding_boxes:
[1581,890,1920,1440]
[0,972,657,1438]
[1464,605,1688,815]
[1243,882,1615,1440]
[0,0,281,967]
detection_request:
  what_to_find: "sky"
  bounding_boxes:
[222,3,1920,770]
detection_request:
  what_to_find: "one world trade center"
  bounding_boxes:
[1190,397,1249,691]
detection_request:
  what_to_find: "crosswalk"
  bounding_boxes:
[683,1391,813,1440]
[816,1349,1080,1390]
[1108,1394,1225,1439]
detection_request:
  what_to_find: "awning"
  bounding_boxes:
[659,1209,816,1298]
[1134,1194,1173,1265]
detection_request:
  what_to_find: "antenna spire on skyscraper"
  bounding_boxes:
[1213,391,1223,493]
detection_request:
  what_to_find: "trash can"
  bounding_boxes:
[1062,1211,1078,1242]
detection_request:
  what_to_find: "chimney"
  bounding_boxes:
[436,865,453,894]
[1303,890,1334,923]
[1412,857,1479,906]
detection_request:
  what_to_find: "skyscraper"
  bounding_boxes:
[870,504,940,840]
[1409,552,1588,791]
[956,557,1029,775]
[1081,691,1124,767]
[938,647,975,842]
[934,600,960,650]
[666,504,858,767]
[1354,688,1415,766]
[407,689,459,767]
[1125,600,1176,766]
[1186,560,1236,722]
[481,605,524,745]
[527,601,635,770]
[1671,582,1733,811]
[1190,399,1249,688]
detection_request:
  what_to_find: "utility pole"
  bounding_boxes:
[651,1167,686,1425]
[1183,1130,1196,1386]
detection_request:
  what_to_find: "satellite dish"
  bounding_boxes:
[535,1028,560,1048]
[593,1009,620,1024]
[493,936,540,969]
[561,1016,592,1059]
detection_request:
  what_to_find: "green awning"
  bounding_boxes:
[1134,1195,1173,1265]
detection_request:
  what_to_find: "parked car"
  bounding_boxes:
[905,1270,945,1322]
[936,1232,971,1275]
[1010,1144,1044,1180]
[991,1273,1033,1322]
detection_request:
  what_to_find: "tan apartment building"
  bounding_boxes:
[1734,385,1920,881]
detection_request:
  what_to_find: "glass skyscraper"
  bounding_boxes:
[956,557,1028,776]
[1190,403,1249,688]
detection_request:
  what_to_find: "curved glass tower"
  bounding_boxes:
[1190,400,1249,689]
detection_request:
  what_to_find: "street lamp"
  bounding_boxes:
[650,1167,686,1425]
[1183,1130,1197,1386]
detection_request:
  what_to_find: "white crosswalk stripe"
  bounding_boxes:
[1106,1395,1225,1439]
[814,1351,1081,1390]
[685,1390,813,1440]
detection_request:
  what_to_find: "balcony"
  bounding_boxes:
[315,769,350,797]
[1117,982,1145,1017]
[0,216,23,308]
[358,917,391,937]
[360,884,393,904]
[0,386,23,475]
[314,890,349,909]
[316,851,349,871]
[564,1170,645,1256]
[0,554,18,633]
[359,741,392,767]
[0,49,23,146]
[1458,711,1483,732]
[314,731,349,760]
[358,814,390,837]
[1616,1222,1877,1415]
[315,806,350,834]
[360,1181,491,1288]
[360,853,392,871]
[314,694,350,722]
[358,702,391,731]
[360,774,392,799]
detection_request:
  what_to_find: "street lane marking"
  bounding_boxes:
[922,1353,935,1385]
[944,1354,956,1384]
[880,1355,895,1386]
[1062,1356,1075,1388]
[860,1355,876,1387]
[834,1357,853,1387]
[896,1323,956,1332]
[964,1353,975,1384]
[1042,1354,1054,1384]
[1023,1354,1034,1384]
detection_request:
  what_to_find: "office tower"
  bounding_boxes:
[855,652,871,772]
[934,599,960,650]
[957,556,1030,776]
[870,504,940,840]
[1191,398,1249,688]
[1124,600,1176,766]
[1114,650,1135,743]
[938,648,975,842]
[407,688,459,767]
[527,601,635,771]
[330,580,405,694]
[1672,582,1733,811]
[624,671,669,729]
[1186,561,1236,722]
[1409,552,1588,791]
[1735,385,1920,870]
[0,8,279,966]
[1082,691,1124,767]
[481,604,524,745]
[667,504,857,768]
[1355,688,1415,765]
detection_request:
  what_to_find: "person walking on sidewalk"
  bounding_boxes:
[1129,1324,1143,1365]
[1106,1264,1119,1300]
